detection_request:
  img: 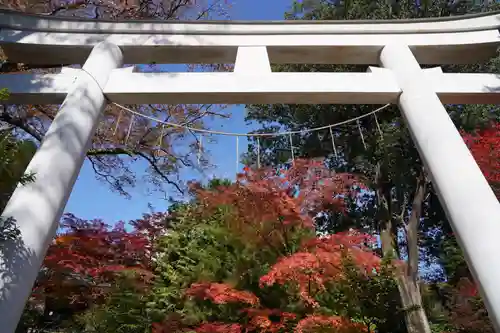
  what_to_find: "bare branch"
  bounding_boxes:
[87,146,185,194]
[87,156,130,198]
[0,111,43,142]
[196,0,222,19]
[135,150,184,194]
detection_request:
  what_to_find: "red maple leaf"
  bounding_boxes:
[186,283,260,306]
[260,231,381,307]
[462,122,500,197]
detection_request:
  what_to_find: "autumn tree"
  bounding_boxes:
[145,160,405,333]
[0,0,232,197]
[17,212,170,332]
[13,160,411,332]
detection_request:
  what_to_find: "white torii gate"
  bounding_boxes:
[0,9,499,332]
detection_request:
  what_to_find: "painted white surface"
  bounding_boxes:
[234,46,272,73]
[3,71,500,105]
[1,9,499,34]
[0,41,123,333]
[1,9,499,65]
[380,43,500,333]
[2,29,498,64]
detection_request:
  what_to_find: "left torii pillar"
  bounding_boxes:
[0,41,123,332]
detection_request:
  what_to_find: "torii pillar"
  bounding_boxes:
[380,43,500,331]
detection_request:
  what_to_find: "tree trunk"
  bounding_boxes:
[376,164,431,333]
[396,273,431,333]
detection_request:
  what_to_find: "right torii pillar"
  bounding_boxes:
[380,44,500,330]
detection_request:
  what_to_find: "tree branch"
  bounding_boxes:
[87,156,130,198]
[87,146,183,194]
[135,150,184,194]
[87,147,133,156]
[0,111,43,142]
[196,0,222,19]
[33,105,55,120]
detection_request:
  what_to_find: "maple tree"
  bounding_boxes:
[191,160,362,253]
[462,122,500,198]
[17,212,169,332]
[21,158,488,333]
[259,232,381,308]
[145,160,403,333]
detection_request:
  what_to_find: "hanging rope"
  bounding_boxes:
[236,136,239,172]
[329,127,338,159]
[124,114,135,144]
[357,120,367,150]
[113,109,122,136]
[111,103,391,168]
[256,137,261,169]
[157,125,165,150]
[111,102,391,138]
[289,133,295,163]
[197,134,203,166]
[374,113,384,138]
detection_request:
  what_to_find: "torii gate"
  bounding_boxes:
[0,9,499,332]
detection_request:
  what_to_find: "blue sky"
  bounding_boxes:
[64,0,293,223]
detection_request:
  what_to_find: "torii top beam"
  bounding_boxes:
[1,9,500,65]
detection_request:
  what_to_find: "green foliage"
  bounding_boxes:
[0,131,36,209]
[152,205,245,314]
[0,89,36,248]
[150,176,406,332]
[0,217,20,246]
[75,272,155,333]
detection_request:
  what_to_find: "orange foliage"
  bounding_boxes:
[296,315,366,333]
[186,283,260,306]
[169,160,378,332]
[194,323,243,333]
[191,159,362,253]
[243,309,297,333]
[260,231,380,307]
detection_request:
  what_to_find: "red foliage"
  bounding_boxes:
[191,159,361,254]
[194,323,243,333]
[44,214,158,279]
[456,278,479,298]
[446,278,493,333]
[296,315,365,333]
[260,231,380,307]
[178,161,376,331]
[243,308,297,332]
[153,321,244,333]
[186,283,260,306]
[462,122,500,197]
[30,213,167,311]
